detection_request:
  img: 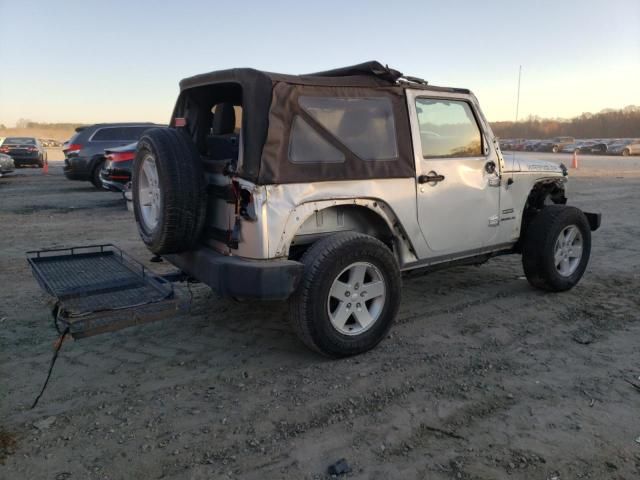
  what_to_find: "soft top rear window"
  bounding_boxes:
[298,96,398,161]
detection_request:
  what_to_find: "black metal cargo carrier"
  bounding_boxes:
[27,244,183,338]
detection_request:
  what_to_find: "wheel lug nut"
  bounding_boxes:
[345,292,350,297]
[356,303,361,309]
[346,303,351,309]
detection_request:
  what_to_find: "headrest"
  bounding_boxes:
[212,103,236,135]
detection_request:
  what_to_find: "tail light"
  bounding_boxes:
[0,146,9,153]
[28,146,38,151]
[64,143,82,155]
[109,151,135,163]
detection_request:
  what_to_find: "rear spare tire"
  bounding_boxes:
[133,128,206,255]
[522,205,591,292]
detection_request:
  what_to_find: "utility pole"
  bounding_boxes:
[515,65,522,135]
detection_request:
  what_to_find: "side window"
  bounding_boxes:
[298,96,398,161]
[416,99,482,158]
[289,116,345,164]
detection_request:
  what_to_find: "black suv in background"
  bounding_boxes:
[63,123,164,188]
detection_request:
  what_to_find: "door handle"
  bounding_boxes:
[418,171,445,184]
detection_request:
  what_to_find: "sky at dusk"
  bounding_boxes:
[0,0,638,126]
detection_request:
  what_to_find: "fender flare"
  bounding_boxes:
[273,198,417,264]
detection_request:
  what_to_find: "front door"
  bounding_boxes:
[408,93,501,255]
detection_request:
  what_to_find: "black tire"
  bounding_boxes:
[522,205,591,292]
[289,232,401,357]
[552,146,559,153]
[90,159,104,188]
[132,128,206,255]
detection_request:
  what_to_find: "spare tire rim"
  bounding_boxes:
[327,262,386,336]
[138,154,160,231]
[554,225,583,277]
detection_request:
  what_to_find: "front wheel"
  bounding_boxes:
[522,205,591,292]
[289,232,401,357]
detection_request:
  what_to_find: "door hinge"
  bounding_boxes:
[488,176,501,187]
[488,215,500,227]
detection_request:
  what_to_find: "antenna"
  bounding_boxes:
[515,65,522,124]
[508,65,522,188]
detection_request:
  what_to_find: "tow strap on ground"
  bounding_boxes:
[31,326,70,409]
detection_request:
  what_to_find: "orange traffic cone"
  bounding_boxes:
[43,161,49,175]
[571,151,578,169]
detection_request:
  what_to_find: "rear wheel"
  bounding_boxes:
[622,148,630,157]
[289,232,401,357]
[90,159,104,189]
[522,205,591,292]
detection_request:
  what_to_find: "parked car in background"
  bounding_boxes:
[523,139,541,151]
[577,141,602,154]
[0,137,48,167]
[608,139,640,156]
[512,139,528,151]
[586,140,609,154]
[498,139,511,150]
[537,137,575,153]
[99,142,136,191]
[63,123,164,188]
[0,153,15,176]
[560,140,597,154]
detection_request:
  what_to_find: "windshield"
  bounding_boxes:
[4,137,36,145]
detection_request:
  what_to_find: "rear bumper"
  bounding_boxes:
[100,172,129,192]
[64,157,91,180]
[13,155,41,166]
[164,247,304,300]
[100,163,131,191]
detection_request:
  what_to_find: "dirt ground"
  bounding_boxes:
[1,150,639,480]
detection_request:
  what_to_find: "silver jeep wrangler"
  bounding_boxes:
[132,61,601,357]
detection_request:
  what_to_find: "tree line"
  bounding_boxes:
[491,105,640,139]
[13,119,85,130]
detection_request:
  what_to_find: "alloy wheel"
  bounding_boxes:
[327,262,386,335]
[554,225,583,277]
[138,154,161,231]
